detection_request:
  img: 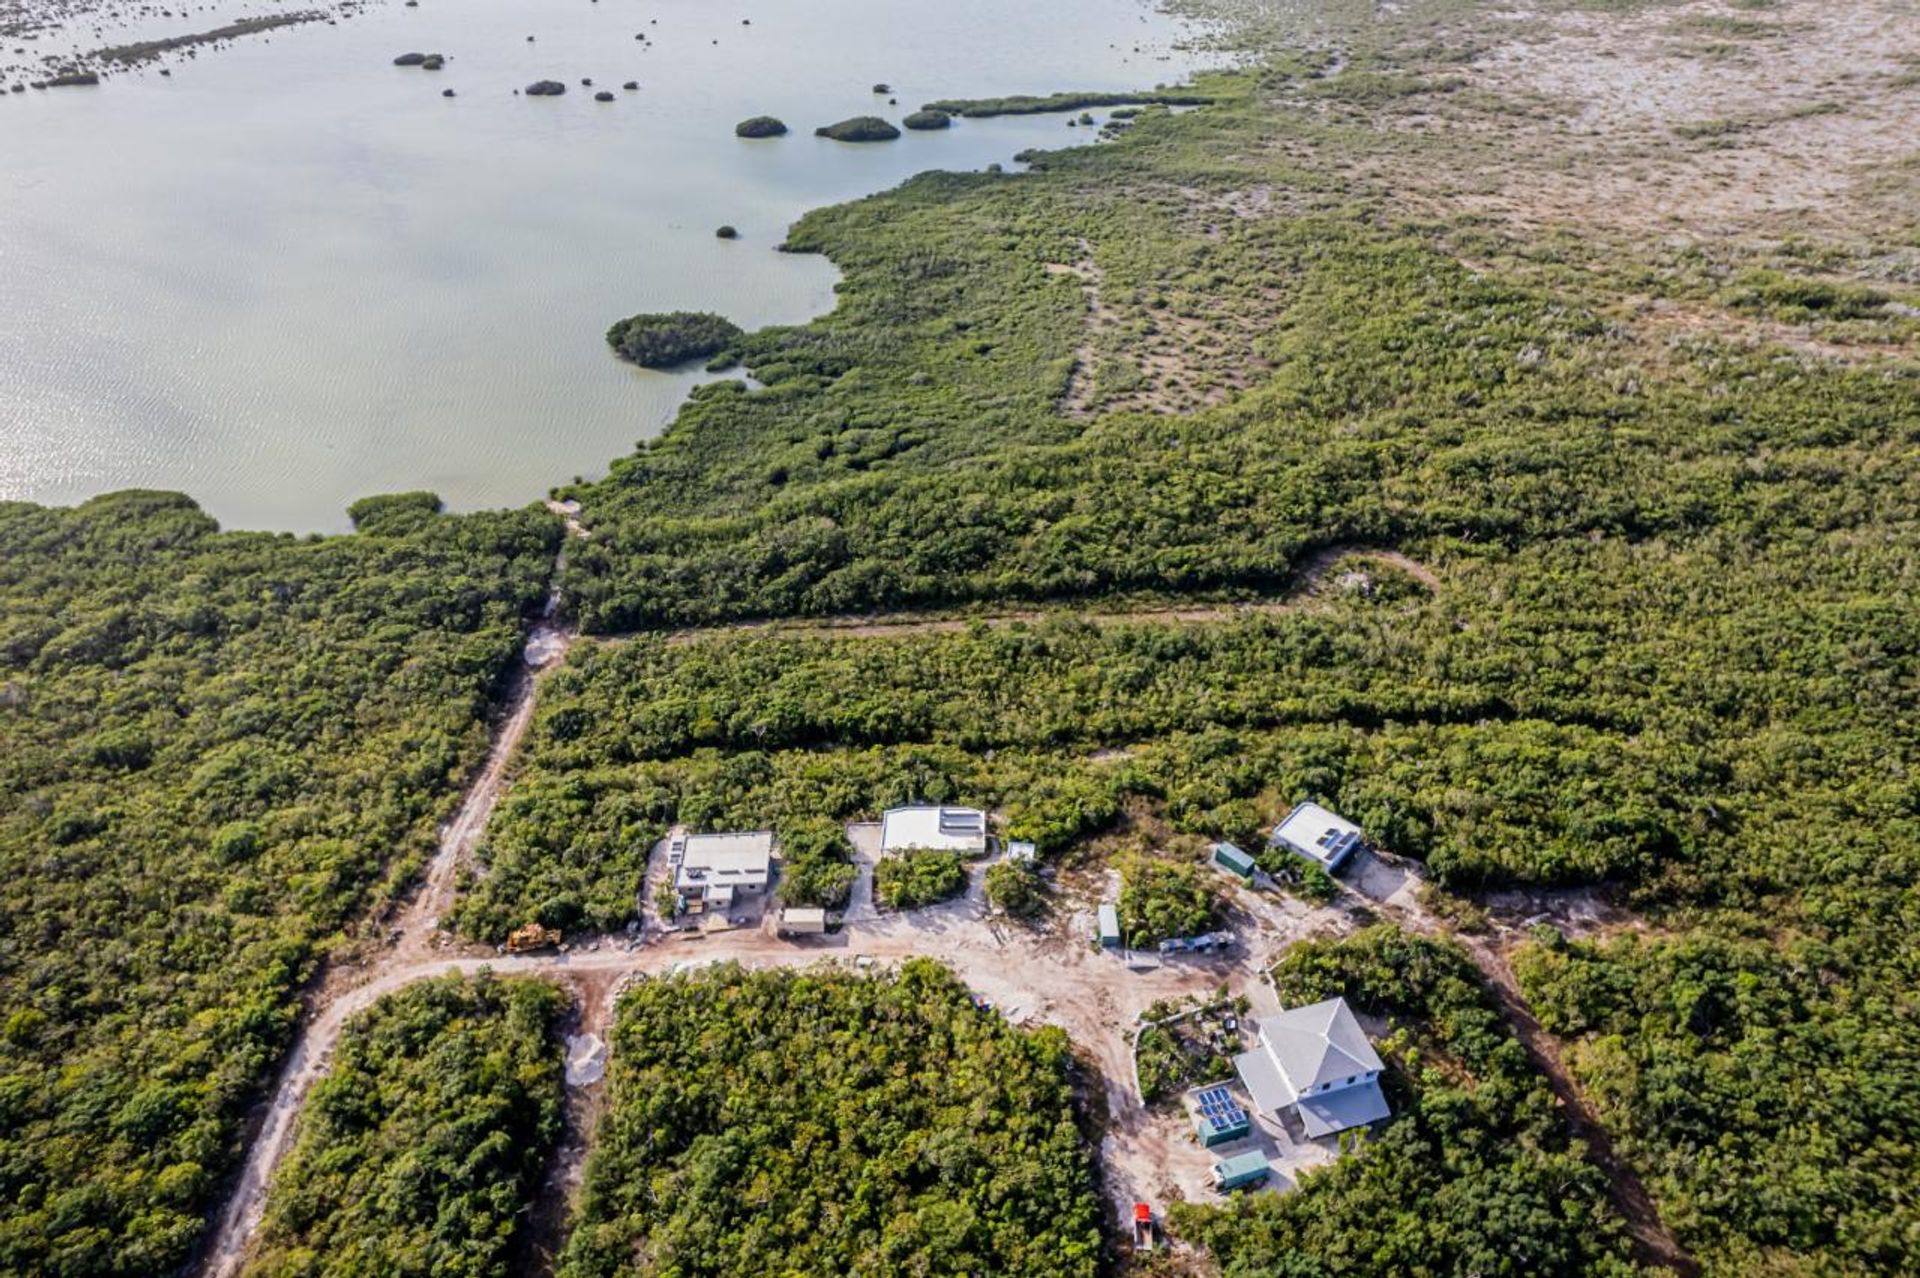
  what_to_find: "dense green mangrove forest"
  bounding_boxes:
[532,17,1918,1271]
[2,0,1916,1272]
[557,962,1102,1278]
[0,493,559,1273]
[244,974,569,1278]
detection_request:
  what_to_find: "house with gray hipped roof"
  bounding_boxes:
[1232,996,1390,1138]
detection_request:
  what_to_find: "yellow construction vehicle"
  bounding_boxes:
[505,922,562,953]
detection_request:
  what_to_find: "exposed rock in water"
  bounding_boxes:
[46,70,99,86]
[525,79,565,95]
[871,82,890,93]
[902,109,950,130]
[393,51,426,65]
[715,225,738,239]
[814,115,899,142]
[594,89,614,101]
[622,80,637,90]
[442,88,455,97]
[734,115,786,138]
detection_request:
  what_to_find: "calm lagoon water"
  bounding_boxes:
[0,0,1212,531]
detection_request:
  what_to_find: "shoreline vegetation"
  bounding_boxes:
[0,491,562,1273]
[604,311,743,369]
[5,0,1920,1273]
[919,88,1213,117]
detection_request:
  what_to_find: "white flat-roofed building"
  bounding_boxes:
[674,830,774,913]
[1270,802,1364,873]
[1233,996,1390,1139]
[778,906,828,935]
[880,805,990,857]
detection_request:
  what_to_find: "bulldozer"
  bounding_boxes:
[506,922,563,954]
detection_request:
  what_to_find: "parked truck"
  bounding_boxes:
[1132,1202,1156,1251]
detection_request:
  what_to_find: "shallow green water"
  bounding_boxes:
[0,0,1211,530]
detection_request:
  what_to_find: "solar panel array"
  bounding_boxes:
[1316,829,1362,859]
[1196,1085,1247,1129]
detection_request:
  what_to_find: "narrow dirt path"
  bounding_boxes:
[1333,848,1694,1274]
[393,630,568,962]
[649,543,1441,647]
[1460,937,1698,1277]
[520,967,624,1277]
[1342,859,1692,1273]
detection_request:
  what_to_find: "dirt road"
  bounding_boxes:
[197,788,1329,1277]
[200,534,577,1278]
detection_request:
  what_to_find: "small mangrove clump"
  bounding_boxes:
[525,79,566,95]
[814,115,899,142]
[734,115,787,138]
[605,311,744,369]
[715,225,739,239]
[902,109,950,131]
[421,54,444,70]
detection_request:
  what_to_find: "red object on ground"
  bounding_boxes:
[1133,1203,1152,1222]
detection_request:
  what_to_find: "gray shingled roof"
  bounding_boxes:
[1296,1078,1391,1138]
[1255,997,1383,1092]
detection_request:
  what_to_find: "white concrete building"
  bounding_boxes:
[879,805,990,857]
[1233,996,1390,1138]
[778,906,828,935]
[1270,801,1364,873]
[674,830,774,913]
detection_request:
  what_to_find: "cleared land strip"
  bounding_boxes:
[1461,937,1700,1277]
[643,545,1442,646]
